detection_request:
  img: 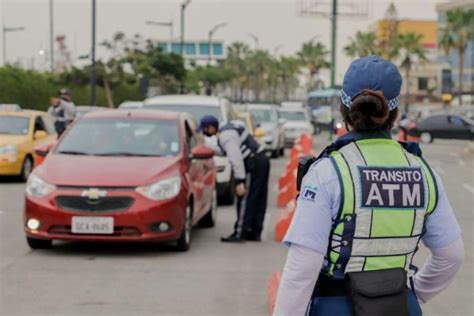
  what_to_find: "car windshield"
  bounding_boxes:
[248,108,275,123]
[279,111,307,121]
[55,118,181,157]
[0,116,29,135]
[147,104,223,122]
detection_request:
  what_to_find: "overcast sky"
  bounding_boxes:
[0,0,445,83]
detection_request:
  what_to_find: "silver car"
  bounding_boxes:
[143,95,236,205]
[246,104,285,158]
[278,107,314,148]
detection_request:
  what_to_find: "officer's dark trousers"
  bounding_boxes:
[234,152,270,238]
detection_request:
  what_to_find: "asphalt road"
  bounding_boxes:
[0,134,472,316]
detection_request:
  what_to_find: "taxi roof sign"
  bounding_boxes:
[0,104,22,112]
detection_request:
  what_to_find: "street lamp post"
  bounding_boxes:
[146,20,173,46]
[179,0,191,94]
[2,25,25,65]
[49,0,54,72]
[90,0,97,106]
[207,22,227,65]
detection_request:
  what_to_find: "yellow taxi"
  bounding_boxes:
[235,111,265,140]
[0,105,57,180]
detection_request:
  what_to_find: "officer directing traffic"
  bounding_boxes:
[274,56,464,316]
[199,116,270,242]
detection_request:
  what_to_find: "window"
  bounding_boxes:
[157,42,169,53]
[212,43,223,56]
[418,77,428,91]
[185,43,196,55]
[34,116,47,133]
[199,43,210,55]
[171,43,181,54]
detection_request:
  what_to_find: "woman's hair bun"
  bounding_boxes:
[346,90,390,131]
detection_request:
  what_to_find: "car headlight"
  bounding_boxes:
[0,144,18,162]
[136,176,181,201]
[336,123,343,129]
[26,174,56,197]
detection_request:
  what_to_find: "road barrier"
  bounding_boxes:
[268,133,314,314]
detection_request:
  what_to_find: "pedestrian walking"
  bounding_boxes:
[199,115,270,242]
[48,88,76,137]
[273,56,464,316]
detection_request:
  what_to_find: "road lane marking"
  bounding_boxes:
[462,184,474,194]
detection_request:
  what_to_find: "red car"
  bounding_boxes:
[24,110,217,251]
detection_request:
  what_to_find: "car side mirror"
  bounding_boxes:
[254,128,265,138]
[34,142,56,157]
[34,130,48,140]
[191,146,214,160]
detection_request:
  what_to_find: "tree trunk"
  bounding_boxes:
[458,49,464,105]
[404,65,410,113]
[104,80,114,108]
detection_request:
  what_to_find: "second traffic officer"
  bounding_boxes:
[199,115,270,242]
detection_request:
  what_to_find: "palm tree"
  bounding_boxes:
[396,32,427,112]
[439,8,474,105]
[224,42,251,100]
[344,31,380,58]
[246,49,272,101]
[277,56,301,100]
[297,41,329,92]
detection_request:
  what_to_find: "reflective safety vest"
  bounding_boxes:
[219,122,263,160]
[326,138,438,280]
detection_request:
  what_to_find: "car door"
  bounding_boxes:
[184,119,205,221]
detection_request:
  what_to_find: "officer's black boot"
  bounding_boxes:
[221,232,245,243]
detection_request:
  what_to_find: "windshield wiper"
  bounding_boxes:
[94,152,161,157]
[57,150,91,155]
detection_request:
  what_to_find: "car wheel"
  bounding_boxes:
[26,237,52,249]
[20,156,33,182]
[420,132,433,144]
[198,189,217,228]
[271,149,280,159]
[176,204,193,251]
[218,179,235,206]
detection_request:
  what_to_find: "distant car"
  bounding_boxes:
[75,106,112,118]
[246,104,285,158]
[0,108,57,180]
[118,101,143,110]
[25,110,216,251]
[278,107,314,148]
[143,95,236,205]
[409,114,474,143]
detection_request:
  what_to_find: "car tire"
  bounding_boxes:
[26,237,52,249]
[198,189,217,228]
[218,179,235,206]
[271,149,280,159]
[20,156,33,182]
[176,204,193,252]
[420,132,433,144]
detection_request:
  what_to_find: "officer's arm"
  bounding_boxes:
[218,130,246,182]
[273,245,323,316]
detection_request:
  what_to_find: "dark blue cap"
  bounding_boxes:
[198,115,219,131]
[341,56,402,110]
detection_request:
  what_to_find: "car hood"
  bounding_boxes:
[0,135,29,147]
[37,154,181,187]
[284,121,310,129]
[259,122,277,131]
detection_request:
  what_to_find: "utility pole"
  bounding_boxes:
[207,22,227,65]
[146,20,173,46]
[2,25,25,65]
[90,0,97,106]
[180,0,191,94]
[49,0,54,72]
[330,0,337,88]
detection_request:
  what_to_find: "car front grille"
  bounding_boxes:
[55,196,134,213]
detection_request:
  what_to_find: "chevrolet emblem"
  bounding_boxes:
[81,188,107,200]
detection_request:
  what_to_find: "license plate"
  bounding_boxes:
[71,217,114,234]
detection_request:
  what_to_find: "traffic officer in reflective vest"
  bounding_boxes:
[199,115,270,242]
[274,56,464,316]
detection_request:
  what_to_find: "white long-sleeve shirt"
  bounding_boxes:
[273,238,464,316]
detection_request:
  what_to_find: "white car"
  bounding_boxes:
[246,104,285,158]
[143,95,236,204]
[278,107,314,148]
[118,101,143,109]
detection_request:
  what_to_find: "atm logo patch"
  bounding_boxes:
[301,185,318,202]
[358,166,425,209]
